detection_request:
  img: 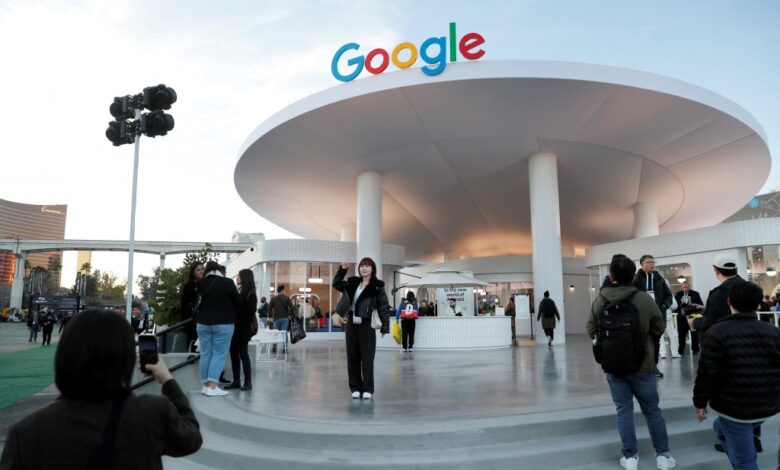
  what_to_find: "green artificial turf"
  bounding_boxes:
[0,345,56,410]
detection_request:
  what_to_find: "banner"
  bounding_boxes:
[436,287,474,316]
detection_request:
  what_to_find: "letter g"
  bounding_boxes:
[331,43,364,82]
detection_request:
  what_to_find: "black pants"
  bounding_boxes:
[229,340,251,384]
[543,328,554,341]
[651,333,661,364]
[676,315,699,354]
[42,326,53,345]
[345,316,376,394]
[401,318,416,350]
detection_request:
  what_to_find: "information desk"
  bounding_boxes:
[376,316,512,350]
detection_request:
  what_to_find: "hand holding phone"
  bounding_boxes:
[138,334,159,374]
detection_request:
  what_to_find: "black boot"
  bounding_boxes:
[241,381,252,391]
[224,381,241,390]
[219,372,231,385]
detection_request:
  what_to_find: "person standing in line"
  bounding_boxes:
[674,281,704,355]
[396,291,419,353]
[226,269,256,391]
[332,258,390,400]
[39,308,55,346]
[257,296,269,329]
[196,261,241,397]
[536,290,560,346]
[268,285,293,352]
[587,255,675,470]
[180,261,205,352]
[633,255,673,378]
[27,310,39,343]
[692,282,780,470]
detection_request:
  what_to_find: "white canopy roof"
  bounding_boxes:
[401,269,491,289]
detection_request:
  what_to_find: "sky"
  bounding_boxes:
[1,0,778,290]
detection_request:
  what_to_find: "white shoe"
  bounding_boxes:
[660,353,667,359]
[656,455,676,470]
[206,386,229,397]
[671,354,681,359]
[620,456,638,470]
[400,348,407,353]
[351,391,361,399]
[362,392,373,400]
[201,386,208,395]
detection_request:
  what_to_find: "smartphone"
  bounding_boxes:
[138,334,159,373]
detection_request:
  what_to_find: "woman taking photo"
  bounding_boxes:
[180,261,205,352]
[0,309,202,469]
[332,257,390,400]
[225,269,257,391]
[196,261,241,397]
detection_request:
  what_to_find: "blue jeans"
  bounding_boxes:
[606,372,671,458]
[713,416,761,470]
[197,323,234,384]
[273,318,289,347]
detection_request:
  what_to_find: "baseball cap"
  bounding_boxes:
[713,253,738,270]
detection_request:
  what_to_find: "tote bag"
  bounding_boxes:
[288,315,307,344]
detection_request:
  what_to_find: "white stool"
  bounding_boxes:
[255,329,288,362]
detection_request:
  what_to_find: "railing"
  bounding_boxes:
[130,317,199,391]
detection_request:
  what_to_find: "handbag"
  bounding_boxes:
[249,315,259,336]
[288,315,307,344]
[371,309,382,329]
[391,321,402,344]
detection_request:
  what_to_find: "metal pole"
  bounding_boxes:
[125,111,141,323]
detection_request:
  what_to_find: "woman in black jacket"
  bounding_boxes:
[180,261,205,352]
[0,309,202,469]
[332,257,390,400]
[196,261,242,397]
[226,269,257,391]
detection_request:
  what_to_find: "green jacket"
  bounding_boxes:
[587,286,665,374]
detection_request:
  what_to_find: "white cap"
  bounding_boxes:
[713,253,738,271]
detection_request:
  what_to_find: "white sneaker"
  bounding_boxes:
[620,456,638,470]
[400,348,407,353]
[351,391,361,399]
[656,455,676,470]
[362,392,373,400]
[671,353,681,359]
[201,386,208,395]
[206,386,229,397]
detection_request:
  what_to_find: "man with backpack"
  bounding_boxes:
[587,255,676,470]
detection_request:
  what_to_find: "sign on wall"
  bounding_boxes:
[436,287,474,316]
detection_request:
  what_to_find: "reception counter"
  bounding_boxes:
[376,316,513,350]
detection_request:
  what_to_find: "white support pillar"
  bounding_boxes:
[340,222,357,242]
[356,171,383,274]
[632,202,660,239]
[159,252,166,271]
[529,152,566,344]
[10,252,26,309]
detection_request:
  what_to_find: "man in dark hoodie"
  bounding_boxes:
[634,254,673,378]
[588,255,675,470]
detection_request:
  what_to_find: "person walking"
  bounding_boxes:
[38,308,55,346]
[0,309,202,469]
[225,269,257,392]
[537,291,560,346]
[332,258,391,400]
[396,291,419,353]
[196,261,241,397]
[588,255,675,470]
[180,261,205,352]
[27,310,38,343]
[268,285,293,352]
[693,282,780,470]
[633,255,673,378]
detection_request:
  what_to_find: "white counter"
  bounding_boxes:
[377,316,513,350]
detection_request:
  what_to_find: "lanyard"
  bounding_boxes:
[646,272,654,291]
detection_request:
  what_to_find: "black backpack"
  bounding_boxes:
[592,291,644,376]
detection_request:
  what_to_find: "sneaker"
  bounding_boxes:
[400,348,407,353]
[351,391,361,399]
[620,456,638,470]
[362,392,373,400]
[671,353,681,358]
[713,443,725,453]
[656,455,676,470]
[206,387,229,397]
[655,369,664,378]
[201,386,208,395]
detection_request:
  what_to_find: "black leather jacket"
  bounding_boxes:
[332,266,391,334]
[693,312,780,420]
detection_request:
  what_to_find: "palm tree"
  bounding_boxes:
[80,262,92,275]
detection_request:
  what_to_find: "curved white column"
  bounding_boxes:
[356,171,383,273]
[340,223,356,242]
[632,202,660,238]
[529,152,566,344]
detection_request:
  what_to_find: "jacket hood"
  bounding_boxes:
[599,286,639,303]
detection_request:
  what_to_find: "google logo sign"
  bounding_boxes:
[331,22,485,82]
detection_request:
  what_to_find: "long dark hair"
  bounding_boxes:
[55,309,135,400]
[184,261,203,286]
[358,257,378,283]
[238,269,256,299]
